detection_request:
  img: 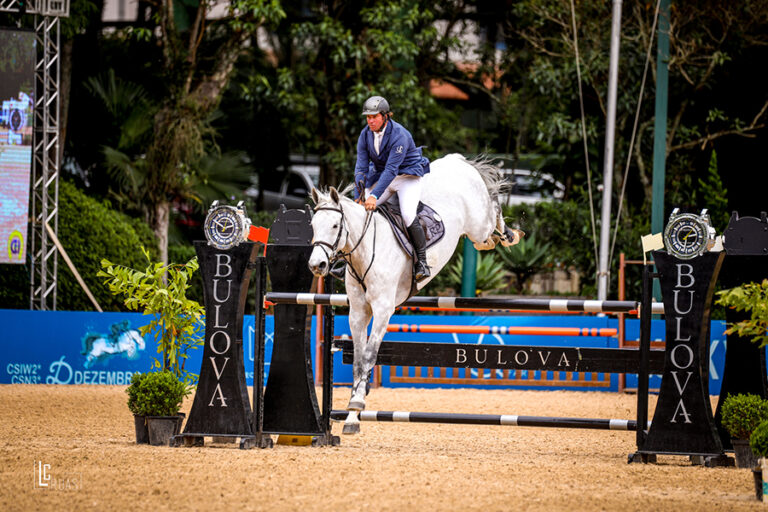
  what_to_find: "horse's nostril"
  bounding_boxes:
[319,261,327,271]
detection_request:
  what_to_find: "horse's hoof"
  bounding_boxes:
[342,422,360,435]
[347,400,365,411]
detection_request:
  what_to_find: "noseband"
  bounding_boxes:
[312,204,376,290]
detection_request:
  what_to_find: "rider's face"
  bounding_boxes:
[366,113,385,132]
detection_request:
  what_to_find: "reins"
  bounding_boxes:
[313,204,376,292]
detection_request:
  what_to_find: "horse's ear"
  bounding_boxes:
[329,187,340,204]
[311,187,320,205]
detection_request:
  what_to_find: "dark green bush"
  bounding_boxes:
[750,419,768,458]
[125,371,190,416]
[126,372,149,415]
[721,393,768,440]
[56,180,157,311]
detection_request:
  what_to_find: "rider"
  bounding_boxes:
[352,95,431,281]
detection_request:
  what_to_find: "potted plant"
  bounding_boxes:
[750,420,768,501]
[127,372,150,444]
[128,370,191,446]
[720,393,768,468]
[98,246,205,383]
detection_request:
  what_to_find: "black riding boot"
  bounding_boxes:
[406,219,431,282]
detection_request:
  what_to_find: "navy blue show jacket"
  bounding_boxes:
[353,119,430,200]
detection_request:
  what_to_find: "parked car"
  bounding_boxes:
[497,168,565,206]
[246,156,320,211]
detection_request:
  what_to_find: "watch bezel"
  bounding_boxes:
[663,210,715,260]
[204,204,250,250]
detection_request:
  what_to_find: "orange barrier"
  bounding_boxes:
[387,324,618,337]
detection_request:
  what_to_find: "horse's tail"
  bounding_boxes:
[463,155,506,203]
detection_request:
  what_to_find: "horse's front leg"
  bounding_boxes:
[343,300,394,435]
[359,301,395,399]
[347,297,372,411]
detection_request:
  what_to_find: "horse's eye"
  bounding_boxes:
[333,224,338,229]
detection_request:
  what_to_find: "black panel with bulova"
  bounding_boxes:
[712,211,768,450]
[261,206,338,446]
[172,241,268,449]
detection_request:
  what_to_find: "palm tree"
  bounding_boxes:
[495,233,552,294]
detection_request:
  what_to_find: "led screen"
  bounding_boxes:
[0,28,35,264]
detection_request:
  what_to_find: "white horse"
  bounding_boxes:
[81,323,146,368]
[308,154,523,434]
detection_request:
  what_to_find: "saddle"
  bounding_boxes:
[376,198,445,259]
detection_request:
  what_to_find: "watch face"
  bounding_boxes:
[663,213,710,259]
[204,206,246,250]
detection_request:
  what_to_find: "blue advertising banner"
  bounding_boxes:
[0,309,728,394]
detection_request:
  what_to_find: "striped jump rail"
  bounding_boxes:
[387,324,617,337]
[265,292,665,315]
[330,410,645,431]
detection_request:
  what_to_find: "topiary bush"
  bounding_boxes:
[750,419,768,458]
[721,393,768,440]
[56,180,158,311]
[125,371,190,417]
[126,372,149,415]
[749,420,768,457]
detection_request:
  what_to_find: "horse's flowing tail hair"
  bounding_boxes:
[464,155,506,203]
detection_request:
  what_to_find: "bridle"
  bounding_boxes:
[312,203,376,291]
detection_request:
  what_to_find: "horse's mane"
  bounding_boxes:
[461,155,506,203]
[312,183,358,208]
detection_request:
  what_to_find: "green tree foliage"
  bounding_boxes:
[99,247,204,383]
[498,1,768,210]
[717,279,768,348]
[694,150,729,232]
[240,0,475,186]
[79,0,286,264]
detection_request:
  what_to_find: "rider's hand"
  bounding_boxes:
[355,197,364,205]
[364,196,377,211]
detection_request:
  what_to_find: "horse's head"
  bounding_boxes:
[307,186,349,277]
[129,330,146,351]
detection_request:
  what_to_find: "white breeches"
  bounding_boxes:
[367,175,423,226]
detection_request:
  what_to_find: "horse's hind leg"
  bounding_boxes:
[493,210,524,247]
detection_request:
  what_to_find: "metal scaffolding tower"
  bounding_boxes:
[1,0,70,310]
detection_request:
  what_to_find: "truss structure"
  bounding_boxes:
[2,0,70,309]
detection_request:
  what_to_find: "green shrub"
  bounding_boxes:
[750,419,768,458]
[169,244,203,304]
[717,279,768,347]
[126,372,149,415]
[99,247,204,384]
[721,393,768,440]
[125,371,190,417]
